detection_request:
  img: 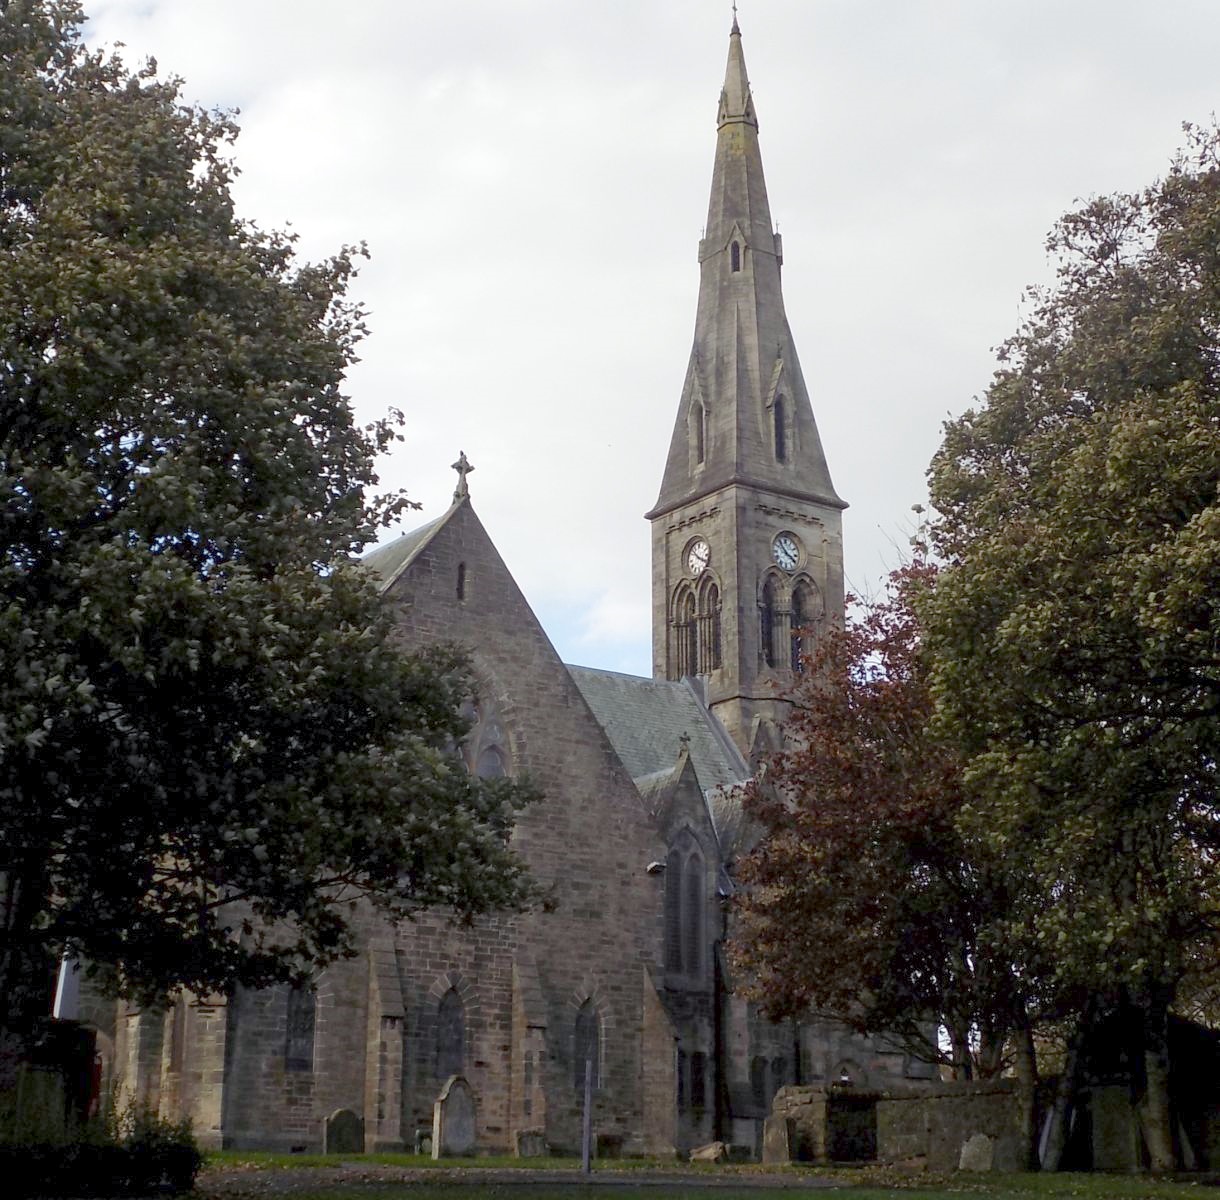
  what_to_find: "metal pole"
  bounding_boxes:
[581,1058,593,1174]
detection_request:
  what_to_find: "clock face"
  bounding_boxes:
[772,533,800,572]
[686,539,711,576]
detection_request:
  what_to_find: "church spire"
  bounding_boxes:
[647,19,846,753]
[649,17,843,521]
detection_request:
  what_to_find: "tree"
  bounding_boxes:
[0,0,539,1058]
[732,564,1035,1085]
[924,124,1220,1169]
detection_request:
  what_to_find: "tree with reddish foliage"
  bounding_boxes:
[732,561,1038,1085]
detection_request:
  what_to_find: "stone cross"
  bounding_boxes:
[452,451,474,501]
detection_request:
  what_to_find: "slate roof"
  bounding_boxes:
[360,507,454,592]
[566,665,751,849]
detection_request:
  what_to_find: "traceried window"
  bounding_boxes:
[285,984,316,1073]
[573,1000,600,1090]
[730,241,741,272]
[437,988,465,1079]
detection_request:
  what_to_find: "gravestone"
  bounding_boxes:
[689,1139,727,1163]
[959,1132,994,1171]
[762,1115,795,1165]
[322,1108,364,1155]
[432,1075,476,1158]
[515,1128,546,1158]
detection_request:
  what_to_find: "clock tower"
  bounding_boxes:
[646,16,846,757]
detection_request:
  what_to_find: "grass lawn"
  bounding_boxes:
[199,1153,1220,1200]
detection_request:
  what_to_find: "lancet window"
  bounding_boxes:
[760,577,779,668]
[573,1000,601,1090]
[690,1051,708,1111]
[692,401,706,464]
[730,240,741,272]
[696,579,722,673]
[664,835,705,978]
[774,395,787,462]
[437,987,465,1079]
[285,984,316,1073]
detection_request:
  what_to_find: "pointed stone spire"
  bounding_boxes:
[649,17,844,521]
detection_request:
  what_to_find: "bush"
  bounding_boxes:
[0,1106,201,1196]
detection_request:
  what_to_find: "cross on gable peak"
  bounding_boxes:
[452,451,475,501]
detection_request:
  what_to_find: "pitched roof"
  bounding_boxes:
[565,665,751,848]
[360,504,457,592]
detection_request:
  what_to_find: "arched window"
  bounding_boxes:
[774,395,787,462]
[690,1051,707,1111]
[475,745,507,778]
[790,580,819,673]
[693,401,706,464]
[730,241,741,272]
[772,1055,788,1096]
[437,988,464,1079]
[664,848,683,972]
[673,588,697,678]
[573,1000,600,1090]
[285,984,316,1073]
[698,580,722,672]
[456,562,466,600]
[760,578,778,668]
[750,1056,768,1109]
[683,850,703,975]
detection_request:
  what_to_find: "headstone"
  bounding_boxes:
[432,1075,476,1157]
[959,1132,994,1171]
[689,1139,727,1163]
[762,1115,795,1165]
[515,1128,546,1158]
[322,1108,364,1155]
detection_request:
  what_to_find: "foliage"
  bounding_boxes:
[0,0,539,1037]
[923,123,1220,1167]
[732,563,1032,1077]
[0,1100,201,1196]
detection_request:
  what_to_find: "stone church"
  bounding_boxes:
[95,19,932,1156]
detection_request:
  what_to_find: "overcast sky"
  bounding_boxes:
[85,0,1220,676]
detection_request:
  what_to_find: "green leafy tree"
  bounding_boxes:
[0,0,538,1060]
[924,124,1220,1170]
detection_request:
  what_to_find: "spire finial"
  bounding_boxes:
[731,2,740,35]
[451,450,474,501]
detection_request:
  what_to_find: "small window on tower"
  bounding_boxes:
[456,562,466,600]
[730,241,741,272]
[695,402,706,464]
[774,395,787,462]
